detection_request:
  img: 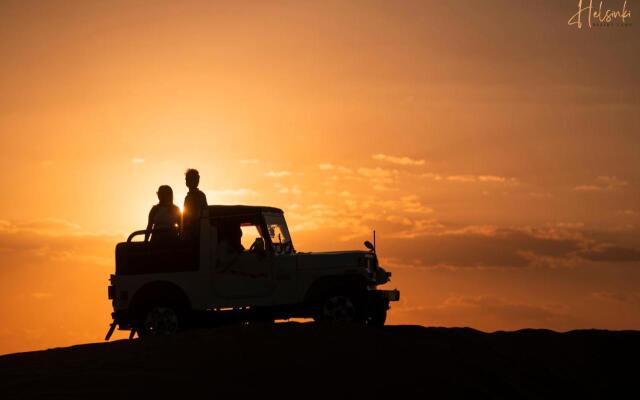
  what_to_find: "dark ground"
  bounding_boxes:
[0,323,638,399]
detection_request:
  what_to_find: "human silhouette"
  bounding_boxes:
[216,223,244,272]
[182,168,208,238]
[145,185,181,243]
[225,224,245,253]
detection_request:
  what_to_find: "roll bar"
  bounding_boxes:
[127,228,177,243]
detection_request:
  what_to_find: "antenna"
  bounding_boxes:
[373,229,376,252]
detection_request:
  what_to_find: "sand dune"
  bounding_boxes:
[1,323,638,399]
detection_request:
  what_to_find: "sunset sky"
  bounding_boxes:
[1,0,638,354]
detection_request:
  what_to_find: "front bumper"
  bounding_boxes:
[368,289,400,303]
[379,289,400,302]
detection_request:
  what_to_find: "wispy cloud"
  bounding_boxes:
[446,175,516,184]
[388,294,579,331]
[446,175,476,183]
[318,163,353,174]
[131,157,145,164]
[592,291,640,305]
[383,225,640,269]
[574,185,602,191]
[357,167,397,178]
[0,218,82,236]
[265,170,292,178]
[0,219,114,265]
[422,173,443,181]
[274,183,302,196]
[372,153,426,166]
[574,176,628,191]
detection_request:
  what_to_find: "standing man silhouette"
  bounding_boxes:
[182,168,208,239]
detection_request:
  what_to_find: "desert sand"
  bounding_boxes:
[1,323,638,399]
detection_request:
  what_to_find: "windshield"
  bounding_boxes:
[263,213,294,255]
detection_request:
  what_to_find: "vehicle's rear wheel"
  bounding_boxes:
[137,306,181,337]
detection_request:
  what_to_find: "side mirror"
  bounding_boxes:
[364,240,375,252]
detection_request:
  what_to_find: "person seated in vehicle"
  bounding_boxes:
[216,223,245,272]
[230,225,245,253]
[218,223,244,252]
[145,185,181,243]
[182,168,208,239]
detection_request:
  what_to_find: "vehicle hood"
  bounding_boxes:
[296,250,370,270]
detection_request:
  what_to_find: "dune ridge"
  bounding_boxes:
[1,323,638,399]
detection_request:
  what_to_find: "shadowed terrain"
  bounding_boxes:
[1,323,638,399]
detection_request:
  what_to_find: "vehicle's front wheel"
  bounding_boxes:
[316,294,363,323]
[137,306,181,337]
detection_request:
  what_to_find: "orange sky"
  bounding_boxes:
[1,0,639,354]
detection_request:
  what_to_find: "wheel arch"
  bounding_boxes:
[129,280,192,316]
[303,274,368,305]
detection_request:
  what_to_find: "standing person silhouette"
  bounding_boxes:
[182,168,208,239]
[145,185,181,243]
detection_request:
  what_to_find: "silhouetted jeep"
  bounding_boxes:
[106,205,399,339]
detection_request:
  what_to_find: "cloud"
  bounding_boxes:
[446,175,516,184]
[422,173,443,181]
[265,171,292,178]
[421,173,517,184]
[238,159,259,164]
[274,183,302,196]
[386,228,579,268]
[372,184,398,192]
[446,175,476,183]
[318,163,353,174]
[372,153,426,166]
[574,185,602,192]
[384,226,640,269]
[478,175,507,183]
[591,291,640,305]
[0,218,82,236]
[580,244,640,262]
[596,176,628,188]
[131,157,145,164]
[357,167,396,178]
[392,295,569,330]
[528,192,554,198]
[574,176,628,191]
[0,220,120,354]
[441,295,567,322]
[286,192,437,241]
[0,220,115,266]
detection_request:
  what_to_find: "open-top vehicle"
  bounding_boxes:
[106,205,399,339]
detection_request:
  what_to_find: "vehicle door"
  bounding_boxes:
[212,219,275,305]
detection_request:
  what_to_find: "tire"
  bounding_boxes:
[316,293,364,323]
[136,305,182,337]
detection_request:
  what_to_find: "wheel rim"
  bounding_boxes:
[322,296,356,322]
[143,307,179,336]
